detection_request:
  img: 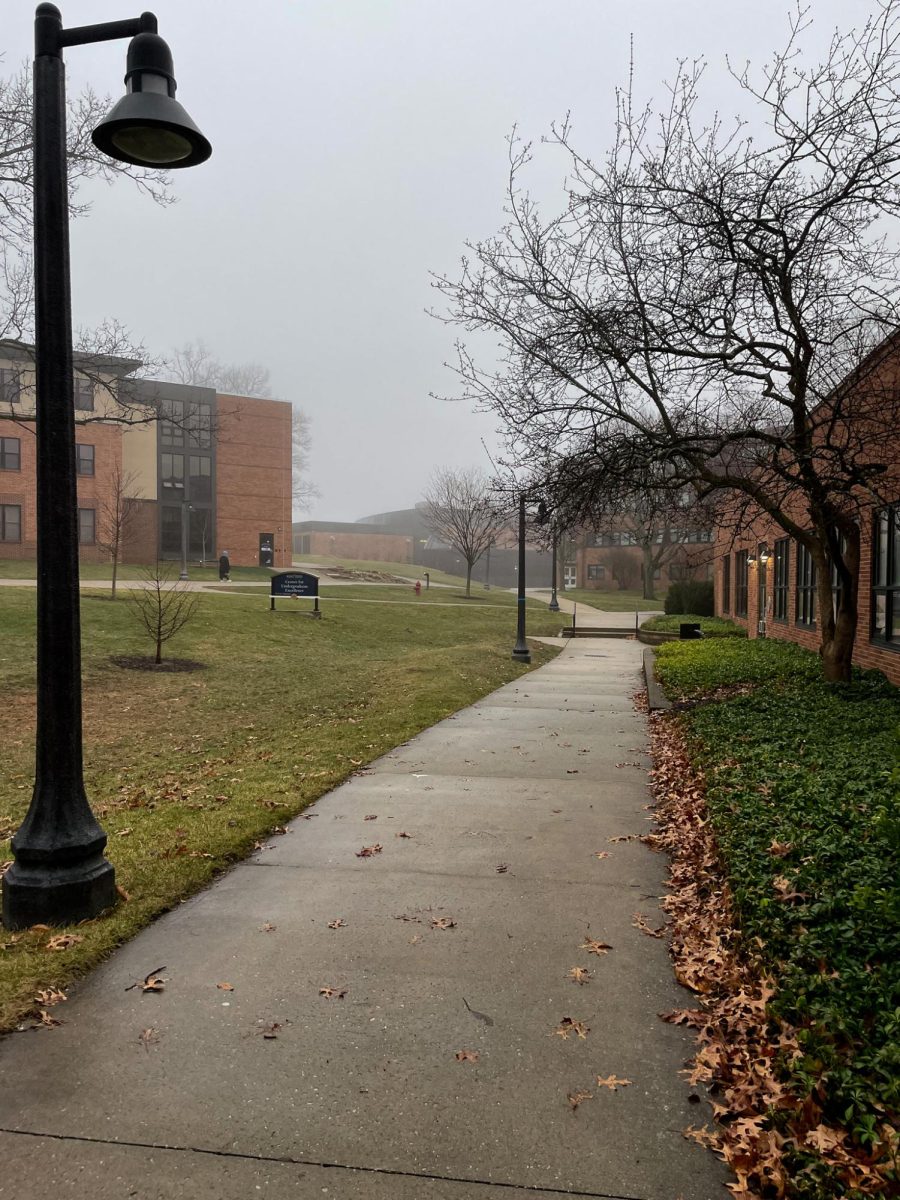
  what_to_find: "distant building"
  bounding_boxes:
[0,341,292,569]
[292,520,413,563]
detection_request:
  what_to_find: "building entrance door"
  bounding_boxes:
[563,565,576,590]
[259,532,274,567]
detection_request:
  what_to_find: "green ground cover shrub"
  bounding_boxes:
[656,639,900,1188]
[641,613,746,637]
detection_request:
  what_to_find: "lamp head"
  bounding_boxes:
[92,31,211,168]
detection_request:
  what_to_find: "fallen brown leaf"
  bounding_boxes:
[593,851,610,860]
[396,831,413,838]
[455,1049,479,1063]
[596,1074,632,1091]
[431,917,457,930]
[115,884,131,903]
[495,863,509,873]
[632,912,666,938]
[767,839,794,858]
[259,922,276,933]
[319,986,347,999]
[34,987,66,1007]
[216,982,234,991]
[138,1026,159,1050]
[553,1016,590,1040]
[608,834,637,843]
[38,1008,61,1027]
[567,1089,593,1111]
[45,934,84,951]
[356,843,383,858]
[327,918,347,929]
[261,1021,282,1039]
[567,967,592,985]
[364,814,378,821]
[581,937,613,956]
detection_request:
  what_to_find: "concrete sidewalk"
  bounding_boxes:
[0,640,727,1200]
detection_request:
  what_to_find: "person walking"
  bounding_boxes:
[218,550,231,581]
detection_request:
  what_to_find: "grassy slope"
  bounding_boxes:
[552,587,660,612]
[655,639,899,1179]
[292,554,467,587]
[0,559,273,582]
[0,587,566,1030]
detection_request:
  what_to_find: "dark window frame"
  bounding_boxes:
[77,507,96,546]
[161,451,185,493]
[587,564,606,581]
[0,503,21,543]
[0,368,21,405]
[0,436,21,470]
[73,377,94,412]
[795,541,817,628]
[871,503,900,647]
[75,443,95,476]
[773,538,789,622]
[722,553,731,613]
[734,552,748,617]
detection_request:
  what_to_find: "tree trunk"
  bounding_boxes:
[815,529,860,684]
[641,545,656,600]
[465,562,472,597]
[111,553,119,602]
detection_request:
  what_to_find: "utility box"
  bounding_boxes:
[680,622,703,640]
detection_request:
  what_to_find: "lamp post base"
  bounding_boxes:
[2,855,117,931]
[512,642,531,664]
[549,592,560,612]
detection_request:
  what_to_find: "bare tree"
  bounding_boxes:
[96,465,143,601]
[129,565,200,665]
[422,468,505,597]
[166,342,318,513]
[292,406,319,513]
[435,4,900,681]
[0,60,173,355]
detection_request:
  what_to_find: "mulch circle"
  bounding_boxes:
[110,655,206,673]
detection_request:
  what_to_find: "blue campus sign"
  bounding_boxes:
[271,571,319,598]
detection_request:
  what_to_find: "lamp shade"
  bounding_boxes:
[91,32,211,169]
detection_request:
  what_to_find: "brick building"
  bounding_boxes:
[712,337,900,686]
[571,526,714,593]
[0,342,292,569]
[293,521,413,563]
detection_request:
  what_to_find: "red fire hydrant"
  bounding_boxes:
[414,580,422,597]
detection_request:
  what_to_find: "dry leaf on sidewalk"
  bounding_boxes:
[455,1049,479,1063]
[431,917,457,930]
[581,937,612,956]
[327,918,347,929]
[356,843,383,858]
[567,1089,592,1111]
[553,1016,590,1040]
[567,967,592,985]
[319,986,347,999]
[596,1074,631,1091]
[633,913,667,938]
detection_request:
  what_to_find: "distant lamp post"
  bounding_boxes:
[512,493,530,663]
[179,501,194,580]
[2,4,210,931]
[549,526,560,612]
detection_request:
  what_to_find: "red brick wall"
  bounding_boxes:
[215,395,292,568]
[0,418,125,565]
[714,511,900,685]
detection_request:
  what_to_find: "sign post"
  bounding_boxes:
[270,571,321,617]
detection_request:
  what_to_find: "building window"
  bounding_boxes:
[735,552,748,617]
[594,530,637,547]
[773,538,789,621]
[587,564,606,581]
[872,505,900,644]
[722,553,731,613]
[0,503,21,542]
[77,507,95,545]
[188,455,211,502]
[160,400,184,445]
[161,452,184,493]
[75,444,95,476]
[161,505,182,556]
[0,436,20,470]
[187,402,212,449]
[796,542,817,627]
[74,377,94,412]
[0,368,21,405]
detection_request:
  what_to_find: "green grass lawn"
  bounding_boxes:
[292,554,467,587]
[641,613,746,637]
[208,584,550,612]
[656,639,899,1191]
[0,559,274,582]
[0,586,567,1031]
[551,586,662,612]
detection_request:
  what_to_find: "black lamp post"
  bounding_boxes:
[512,493,530,663]
[549,525,560,612]
[2,5,210,931]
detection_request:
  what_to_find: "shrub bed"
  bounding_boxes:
[655,638,899,1195]
[641,613,746,638]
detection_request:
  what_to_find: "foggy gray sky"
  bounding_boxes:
[5,0,848,521]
